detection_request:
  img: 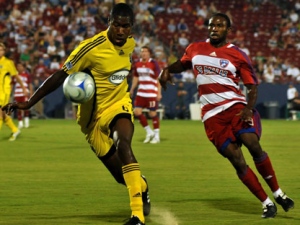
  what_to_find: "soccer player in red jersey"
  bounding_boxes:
[159,13,294,218]
[130,46,162,144]
[12,62,33,128]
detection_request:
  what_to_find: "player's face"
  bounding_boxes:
[208,16,231,47]
[108,15,132,47]
[140,48,150,61]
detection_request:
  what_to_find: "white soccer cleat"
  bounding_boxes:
[9,129,21,141]
[143,133,154,143]
[150,137,160,144]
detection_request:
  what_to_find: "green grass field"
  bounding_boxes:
[1,119,299,225]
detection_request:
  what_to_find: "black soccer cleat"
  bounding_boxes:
[275,193,294,212]
[123,216,145,225]
[141,175,151,216]
[261,203,277,218]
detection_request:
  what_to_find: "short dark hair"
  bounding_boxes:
[211,13,232,28]
[110,3,134,25]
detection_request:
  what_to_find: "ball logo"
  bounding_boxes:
[109,70,129,85]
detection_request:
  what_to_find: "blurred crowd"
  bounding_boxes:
[1,0,300,86]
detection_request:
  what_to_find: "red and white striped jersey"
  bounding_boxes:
[133,58,161,98]
[181,40,258,122]
[12,71,31,97]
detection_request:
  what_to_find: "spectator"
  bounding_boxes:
[286,63,300,83]
[233,29,245,45]
[267,34,278,50]
[167,18,177,33]
[239,42,250,56]
[196,4,209,19]
[135,32,150,53]
[167,2,183,14]
[179,0,193,15]
[289,9,299,23]
[181,69,195,82]
[138,0,150,12]
[177,18,189,33]
[194,15,205,30]
[178,32,189,48]
[154,17,167,34]
[169,33,180,56]
[262,63,275,83]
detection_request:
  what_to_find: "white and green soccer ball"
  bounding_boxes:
[63,71,95,104]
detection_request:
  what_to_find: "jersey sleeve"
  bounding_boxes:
[238,51,258,85]
[62,40,92,75]
[180,44,193,70]
[151,59,161,78]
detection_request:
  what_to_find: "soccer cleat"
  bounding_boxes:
[141,175,151,216]
[143,133,154,143]
[261,203,277,218]
[123,216,145,225]
[149,137,160,144]
[275,193,294,212]
[8,129,21,141]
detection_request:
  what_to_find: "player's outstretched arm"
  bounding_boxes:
[159,60,186,91]
[2,70,68,115]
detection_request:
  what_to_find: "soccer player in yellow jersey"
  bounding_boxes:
[0,43,27,141]
[2,3,149,225]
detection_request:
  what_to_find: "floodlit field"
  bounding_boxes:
[1,119,299,225]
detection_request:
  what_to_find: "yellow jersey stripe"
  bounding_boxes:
[70,36,106,66]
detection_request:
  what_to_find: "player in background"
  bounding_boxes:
[2,4,150,225]
[12,62,33,128]
[130,46,162,144]
[159,13,294,218]
[0,43,27,141]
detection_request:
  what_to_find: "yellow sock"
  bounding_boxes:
[4,116,18,133]
[0,118,3,130]
[122,163,144,223]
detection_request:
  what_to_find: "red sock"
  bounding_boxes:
[24,110,30,117]
[152,116,159,129]
[137,114,148,127]
[239,166,268,202]
[17,110,22,121]
[254,153,279,192]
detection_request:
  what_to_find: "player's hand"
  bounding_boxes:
[236,107,253,125]
[159,68,174,91]
[2,101,30,115]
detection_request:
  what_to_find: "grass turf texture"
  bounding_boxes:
[0,119,299,225]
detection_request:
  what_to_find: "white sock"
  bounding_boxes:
[18,121,23,127]
[144,125,153,135]
[262,197,274,207]
[24,117,29,127]
[154,128,160,138]
[273,188,283,198]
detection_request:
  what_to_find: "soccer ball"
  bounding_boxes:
[63,71,95,104]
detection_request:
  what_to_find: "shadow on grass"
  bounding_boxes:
[28,210,129,223]
[168,197,299,220]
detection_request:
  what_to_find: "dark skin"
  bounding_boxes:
[159,15,264,174]
[2,15,135,184]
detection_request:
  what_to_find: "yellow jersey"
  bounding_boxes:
[62,29,135,131]
[0,56,18,94]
